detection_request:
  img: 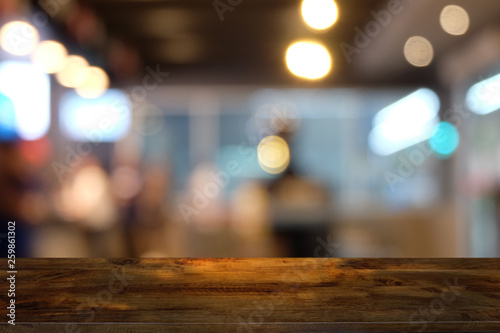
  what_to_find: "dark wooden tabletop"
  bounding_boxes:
[2,258,500,332]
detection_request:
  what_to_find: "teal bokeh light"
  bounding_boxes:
[429,122,459,158]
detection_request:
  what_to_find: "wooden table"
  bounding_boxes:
[3,258,500,332]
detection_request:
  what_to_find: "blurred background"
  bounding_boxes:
[1,0,499,257]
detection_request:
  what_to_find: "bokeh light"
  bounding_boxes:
[429,121,460,158]
[59,89,131,142]
[75,66,110,99]
[0,93,16,140]
[0,21,39,56]
[55,55,89,88]
[404,36,433,67]
[440,5,469,36]
[369,88,440,156]
[31,41,68,74]
[58,164,117,231]
[465,73,500,115]
[301,0,338,30]
[257,135,290,174]
[0,61,50,140]
[286,41,332,79]
[18,137,52,167]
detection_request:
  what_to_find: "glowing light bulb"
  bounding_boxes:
[32,41,68,74]
[257,135,290,174]
[301,0,338,30]
[75,66,109,99]
[286,41,332,79]
[0,21,39,56]
[440,5,469,36]
[404,36,433,67]
[56,55,89,88]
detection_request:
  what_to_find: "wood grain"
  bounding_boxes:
[1,258,500,332]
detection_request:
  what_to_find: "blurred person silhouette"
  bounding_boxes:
[262,107,333,257]
[125,163,173,257]
[267,160,332,257]
[0,142,41,257]
[110,161,143,257]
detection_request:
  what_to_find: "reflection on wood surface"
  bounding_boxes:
[4,258,500,332]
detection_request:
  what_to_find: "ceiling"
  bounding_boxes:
[33,0,500,87]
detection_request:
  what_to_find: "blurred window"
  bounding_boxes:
[142,114,190,190]
[214,88,440,210]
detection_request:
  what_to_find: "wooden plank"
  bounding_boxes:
[1,258,500,332]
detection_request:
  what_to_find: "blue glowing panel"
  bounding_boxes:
[368,88,440,156]
[429,122,460,158]
[466,73,500,115]
[0,61,50,140]
[60,89,131,142]
[0,93,16,140]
